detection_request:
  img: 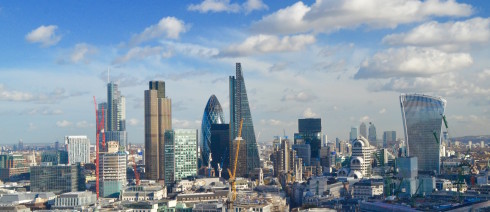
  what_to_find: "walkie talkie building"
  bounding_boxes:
[400,94,446,173]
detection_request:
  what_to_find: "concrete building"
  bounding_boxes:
[145,81,172,181]
[52,191,96,210]
[121,185,167,201]
[352,179,384,200]
[65,136,90,164]
[350,136,375,178]
[30,162,85,194]
[100,141,127,198]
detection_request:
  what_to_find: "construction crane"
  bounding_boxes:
[93,97,106,200]
[131,150,140,185]
[227,118,243,210]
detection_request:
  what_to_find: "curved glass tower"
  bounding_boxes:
[400,94,446,173]
[201,95,225,167]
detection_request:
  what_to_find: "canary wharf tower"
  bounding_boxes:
[400,94,446,173]
[230,63,260,173]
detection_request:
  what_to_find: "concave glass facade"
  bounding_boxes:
[400,94,446,173]
[200,95,225,167]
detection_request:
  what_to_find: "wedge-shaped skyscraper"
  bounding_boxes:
[229,63,260,174]
[400,94,446,173]
[201,95,225,167]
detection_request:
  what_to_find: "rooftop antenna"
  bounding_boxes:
[107,67,110,83]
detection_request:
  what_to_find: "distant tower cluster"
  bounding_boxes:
[400,94,446,173]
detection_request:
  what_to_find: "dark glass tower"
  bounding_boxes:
[296,118,322,160]
[201,95,225,167]
[210,123,230,179]
[400,94,446,173]
[229,63,260,173]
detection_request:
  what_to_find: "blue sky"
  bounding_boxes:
[1,0,490,144]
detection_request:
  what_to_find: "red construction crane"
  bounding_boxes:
[132,150,140,185]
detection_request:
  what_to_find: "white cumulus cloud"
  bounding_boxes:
[113,46,166,64]
[188,0,267,13]
[56,120,72,128]
[383,17,490,51]
[220,34,315,57]
[70,43,97,63]
[354,47,473,79]
[303,108,317,118]
[25,25,62,47]
[129,17,188,45]
[252,0,472,35]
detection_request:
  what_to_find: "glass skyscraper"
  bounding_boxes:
[164,129,198,183]
[296,118,322,162]
[201,95,225,168]
[229,63,260,173]
[400,94,446,173]
[106,82,127,150]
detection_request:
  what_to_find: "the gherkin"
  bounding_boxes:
[201,95,225,167]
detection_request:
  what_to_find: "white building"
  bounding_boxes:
[100,141,127,198]
[65,136,90,164]
[52,191,96,210]
[350,136,375,178]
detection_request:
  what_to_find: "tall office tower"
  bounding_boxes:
[229,63,260,173]
[230,135,248,178]
[65,136,90,164]
[400,94,446,173]
[359,122,367,138]
[349,127,358,142]
[100,141,126,198]
[292,144,311,166]
[164,129,198,183]
[295,118,322,162]
[368,122,377,146]
[30,163,85,194]
[210,123,230,179]
[383,131,396,148]
[201,95,225,168]
[144,81,172,180]
[271,137,290,177]
[350,137,375,178]
[106,82,127,150]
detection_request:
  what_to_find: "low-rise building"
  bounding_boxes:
[121,185,167,201]
[52,191,96,210]
[352,179,383,200]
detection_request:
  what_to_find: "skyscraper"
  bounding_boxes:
[164,129,198,183]
[368,122,377,146]
[359,122,367,138]
[383,131,396,148]
[400,94,446,173]
[65,136,90,164]
[210,123,230,179]
[349,127,358,142]
[145,81,172,180]
[201,95,225,168]
[229,63,260,174]
[296,118,322,162]
[100,141,126,198]
[106,82,127,150]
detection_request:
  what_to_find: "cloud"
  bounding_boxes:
[188,0,240,13]
[113,46,168,64]
[281,90,317,102]
[28,123,37,131]
[161,41,219,58]
[0,84,80,103]
[128,118,139,126]
[22,107,63,116]
[379,108,387,114]
[188,0,267,14]
[220,34,315,57]
[243,0,268,14]
[25,25,62,47]
[173,119,201,128]
[360,116,369,122]
[354,47,473,79]
[303,108,317,118]
[251,0,472,35]
[76,121,92,128]
[56,120,72,128]
[260,119,285,126]
[70,43,98,63]
[478,69,490,81]
[383,17,490,51]
[129,17,188,45]
[269,62,288,72]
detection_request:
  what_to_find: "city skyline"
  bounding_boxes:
[1,1,490,144]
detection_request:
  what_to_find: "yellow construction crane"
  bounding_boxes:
[227,118,243,209]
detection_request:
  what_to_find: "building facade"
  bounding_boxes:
[229,63,260,174]
[65,136,90,164]
[164,129,198,183]
[41,150,69,165]
[210,123,230,179]
[106,82,127,150]
[359,122,367,138]
[368,122,377,147]
[145,81,172,180]
[30,163,85,194]
[400,94,446,173]
[200,95,225,168]
[350,137,375,178]
[100,141,127,198]
[295,118,322,163]
[0,154,29,181]
[383,131,396,148]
